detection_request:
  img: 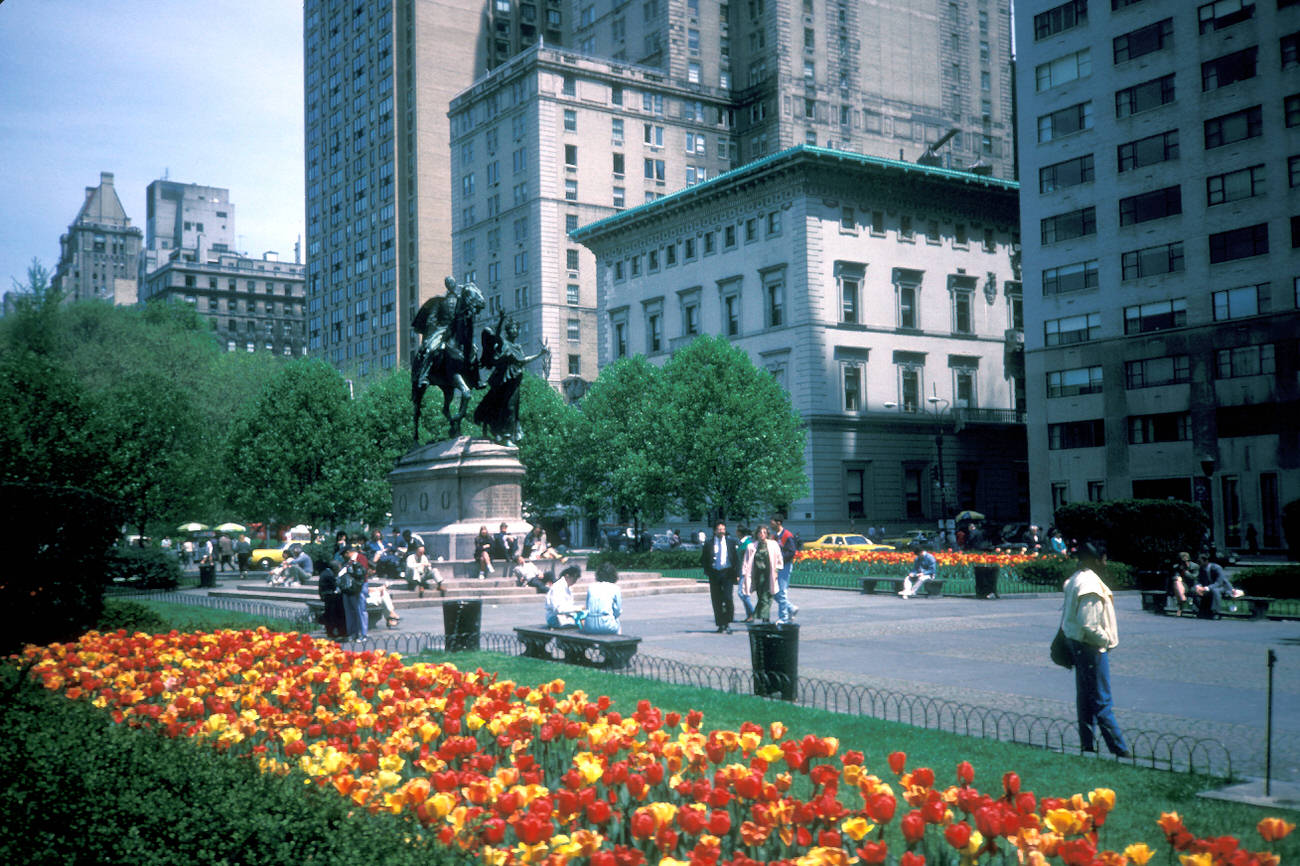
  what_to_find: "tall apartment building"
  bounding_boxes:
[140,180,237,280]
[448,45,733,392]
[51,172,143,305]
[1017,0,1300,551]
[303,0,486,376]
[573,146,1026,534]
[572,0,1016,179]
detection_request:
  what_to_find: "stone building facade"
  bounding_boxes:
[51,172,143,305]
[573,146,1026,536]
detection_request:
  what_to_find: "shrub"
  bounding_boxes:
[5,481,124,656]
[97,599,169,633]
[588,548,701,572]
[1054,499,1207,574]
[1232,566,1300,599]
[104,545,182,590]
[0,667,456,866]
[1016,556,1135,590]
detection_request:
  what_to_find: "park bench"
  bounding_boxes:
[858,576,946,597]
[514,626,641,670]
[1139,590,1169,613]
[304,599,389,631]
[1139,589,1273,620]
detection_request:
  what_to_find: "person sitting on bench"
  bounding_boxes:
[899,543,938,598]
[545,565,585,628]
[1193,552,1244,617]
[579,563,622,635]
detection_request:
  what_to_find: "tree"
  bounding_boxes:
[516,372,581,519]
[660,335,808,523]
[224,359,363,531]
[570,356,673,529]
[1054,499,1208,574]
[349,368,438,526]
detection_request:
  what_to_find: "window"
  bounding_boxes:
[566,249,580,272]
[1209,223,1268,262]
[1051,482,1070,510]
[1217,344,1275,378]
[1291,155,1300,188]
[647,249,659,272]
[952,290,973,334]
[643,123,664,147]
[567,318,580,342]
[766,211,781,236]
[765,276,785,327]
[1118,129,1178,171]
[613,320,627,358]
[1088,481,1105,502]
[897,283,919,329]
[1036,48,1092,91]
[1122,242,1184,279]
[643,158,665,181]
[1047,365,1103,397]
[1039,154,1095,193]
[1113,18,1173,63]
[683,237,696,261]
[563,109,576,131]
[1207,165,1265,205]
[1285,32,1300,68]
[1049,419,1106,450]
[564,179,577,201]
[899,215,914,239]
[1126,355,1190,388]
[1123,298,1187,333]
[1034,0,1087,40]
[1040,207,1096,244]
[564,144,578,167]
[1204,106,1262,148]
[842,364,863,411]
[1042,260,1099,295]
[646,311,662,352]
[1045,311,1101,345]
[1202,47,1258,91]
[954,369,976,409]
[838,270,861,324]
[898,365,922,413]
[1119,186,1181,226]
[1128,412,1191,444]
[840,207,856,232]
[1115,74,1175,118]
[722,290,740,337]
[724,225,736,248]
[1198,0,1255,34]
[1287,94,1300,128]
[612,118,624,145]
[744,218,758,243]
[1213,283,1269,320]
[1037,102,1092,142]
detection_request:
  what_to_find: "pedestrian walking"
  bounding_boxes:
[768,515,798,623]
[1061,542,1130,758]
[735,526,756,622]
[741,525,783,623]
[701,521,740,633]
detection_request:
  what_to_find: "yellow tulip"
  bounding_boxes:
[840,816,876,841]
[1124,843,1155,865]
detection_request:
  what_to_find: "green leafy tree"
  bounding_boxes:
[224,359,363,530]
[348,367,440,526]
[661,335,808,523]
[516,372,581,519]
[570,356,672,529]
[1054,499,1208,574]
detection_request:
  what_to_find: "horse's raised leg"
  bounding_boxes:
[442,385,459,438]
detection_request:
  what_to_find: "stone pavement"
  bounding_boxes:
[188,573,1300,783]
[375,584,1300,782]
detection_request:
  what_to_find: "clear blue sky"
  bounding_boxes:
[0,1,305,290]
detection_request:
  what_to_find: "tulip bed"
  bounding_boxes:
[16,628,1297,866]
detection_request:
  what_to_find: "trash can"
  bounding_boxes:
[748,623,799,701]
[198,563,217,588]
[442,599,482,652]
[973,565,999,599]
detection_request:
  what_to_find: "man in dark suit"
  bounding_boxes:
[701,521,740,633]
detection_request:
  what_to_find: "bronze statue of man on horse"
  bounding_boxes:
[410,276,548,445]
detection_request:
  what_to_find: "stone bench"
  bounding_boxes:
[859,576,946,597]
[1214,596,1273,621]
[304,599,389,631]
[513,626,641,670]
[1139,590,1170,613]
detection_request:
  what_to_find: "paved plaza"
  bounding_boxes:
[369,584,1300,783]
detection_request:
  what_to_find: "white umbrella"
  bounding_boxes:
[954,510,986,522]
[215,522,246,533]
[177,522,209,532]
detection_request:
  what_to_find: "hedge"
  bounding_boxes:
[0,665,456,866]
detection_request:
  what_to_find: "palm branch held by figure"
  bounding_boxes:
[473,311,549,447]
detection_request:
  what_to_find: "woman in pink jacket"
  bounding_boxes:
[741,525,784,623]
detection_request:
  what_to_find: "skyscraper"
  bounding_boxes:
[1017,0,1299,550]
[51,172,143,305]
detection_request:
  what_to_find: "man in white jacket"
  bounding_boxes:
[1061,541,1130,758]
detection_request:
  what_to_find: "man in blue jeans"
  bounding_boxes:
[769,515,799,624]
[1062,541,1130,758]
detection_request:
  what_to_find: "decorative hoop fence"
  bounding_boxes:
[112,591,1235,780]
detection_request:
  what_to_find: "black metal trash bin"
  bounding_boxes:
[442,599,482,652]
[973,565,999,599]
[748,623,799,701]
[198,563,217,588]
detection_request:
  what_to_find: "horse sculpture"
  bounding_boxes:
[410,277,485,443]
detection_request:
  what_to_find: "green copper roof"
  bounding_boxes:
[570,143,1019,242]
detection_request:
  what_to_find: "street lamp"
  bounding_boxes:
[884,384,956,544]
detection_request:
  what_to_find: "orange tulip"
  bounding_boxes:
[1258,817,1296,842]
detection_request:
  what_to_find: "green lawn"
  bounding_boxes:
[412,649,1299,855]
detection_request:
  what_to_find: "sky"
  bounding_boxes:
[0,1,305,290]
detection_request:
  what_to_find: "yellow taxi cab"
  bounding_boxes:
[801,533,896,552]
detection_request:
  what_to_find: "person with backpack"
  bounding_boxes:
[336,547,370,640]
[768,515,799,624]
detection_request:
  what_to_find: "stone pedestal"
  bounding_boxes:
[388,436,533,562]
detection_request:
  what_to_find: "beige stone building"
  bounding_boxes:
[448,45,732,392]
[1017,0,1300,551]
[51,172,143,305]
[573,146,1026,535]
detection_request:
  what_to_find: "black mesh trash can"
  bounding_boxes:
[198,563,217,588]
[442,599,482,652]
[973,565,999,599]
[748,623,799,701]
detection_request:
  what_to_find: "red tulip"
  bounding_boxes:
[707,809,731,836]
[901,811,926,844]
[587,800,612,824]
[866,793,897,823]
[956,761,974,785]
[944,822,972,850]
[857,841,889,864]
[1002,771,1020,797]
[900,852,926,866]
[888,751,907,775]
[911,767,935,789]
[818,830,843,849]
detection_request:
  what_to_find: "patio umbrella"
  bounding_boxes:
[954,510,985,522]
[177,522,209,532]
[215,522,246,533]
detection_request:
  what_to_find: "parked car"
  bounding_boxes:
[880,530,932,550]
[801,533,896,552]
[250,544,290,570]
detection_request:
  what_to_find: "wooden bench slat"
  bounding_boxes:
[858,576,946,597]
